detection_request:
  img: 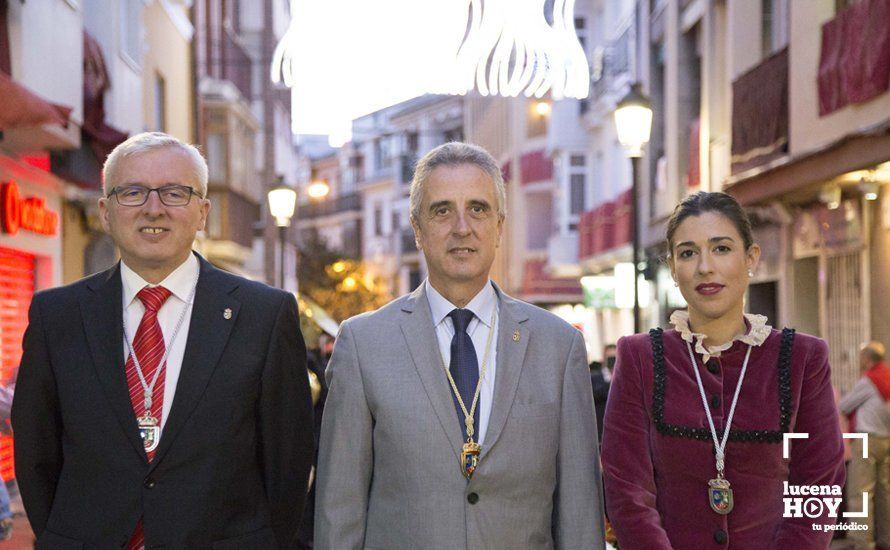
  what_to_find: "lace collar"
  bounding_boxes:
[669,310,772,363]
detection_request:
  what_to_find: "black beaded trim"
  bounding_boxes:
[650,327,795,443]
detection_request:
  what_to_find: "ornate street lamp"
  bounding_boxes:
[267,177,297,288]
[614,82,653,333]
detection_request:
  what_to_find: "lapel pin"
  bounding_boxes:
[223,308,232,320]
[513,330,520,342]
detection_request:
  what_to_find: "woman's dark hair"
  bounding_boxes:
[666,191,754,253]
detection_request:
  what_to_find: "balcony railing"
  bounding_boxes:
[818,0,889,116]
[298,193,361,220]
[578,189,632,260]
[730,47,788,175]
[519,150,553,185]
[223,32,252,101]
[207,189,259,248]
[590,24,632,101]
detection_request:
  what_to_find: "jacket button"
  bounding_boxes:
[706,359,720,374]
[144,477,156,489]
[710,395,721,408]
[714,529,727,544]
[467,492,479,504]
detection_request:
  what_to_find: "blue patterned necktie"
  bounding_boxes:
[449,308,480,441]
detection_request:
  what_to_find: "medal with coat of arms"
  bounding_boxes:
[440,308,497,480]
[708,476,734,514]
[461,439,481,479]
[138,412,160,453]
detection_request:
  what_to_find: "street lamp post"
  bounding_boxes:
[267,177,297,289]
[614,82,653,334]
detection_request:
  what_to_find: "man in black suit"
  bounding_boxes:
[11,132,314,549]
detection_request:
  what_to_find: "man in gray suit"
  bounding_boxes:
[316,142,604,549]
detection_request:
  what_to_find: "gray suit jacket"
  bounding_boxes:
[316,283,605,549]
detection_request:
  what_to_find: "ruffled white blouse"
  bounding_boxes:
[669,310,772,363]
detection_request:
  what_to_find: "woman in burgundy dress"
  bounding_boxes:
[601,192,844,549]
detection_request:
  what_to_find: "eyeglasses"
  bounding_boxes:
[108,184,202,207]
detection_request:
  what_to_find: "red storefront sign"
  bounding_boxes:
[1,180,59,236]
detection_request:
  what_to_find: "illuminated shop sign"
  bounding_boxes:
[1,181,59,236]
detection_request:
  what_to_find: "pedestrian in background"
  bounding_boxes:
[315,142,605,549]
[12,132,314,549]
[602,191,845,549]
[0,384,14,541]
[296,346,329,550]
[590,343,616,443]
[839,341,890,549]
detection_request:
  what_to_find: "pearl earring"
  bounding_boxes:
[747,270,754,277]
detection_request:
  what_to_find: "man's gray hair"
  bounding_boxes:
[409,142,506,221]
[102,132,209,197]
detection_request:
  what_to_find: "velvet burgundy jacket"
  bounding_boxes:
[601,327,845,549]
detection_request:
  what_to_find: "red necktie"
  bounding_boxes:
[126,285,172,550]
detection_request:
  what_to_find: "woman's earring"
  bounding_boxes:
[673,280,679,287]
[747,270,754,277]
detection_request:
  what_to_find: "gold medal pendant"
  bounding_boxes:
[138,412,160,453]
[461,440,481,479]
[708,477,733,514]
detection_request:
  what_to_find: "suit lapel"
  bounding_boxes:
[150,257,240,468]
[399,285,465,459]
[82,264,148,461]
[480,286,529,460]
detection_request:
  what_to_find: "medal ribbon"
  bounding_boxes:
[441,307,497,442]
[685,341,752,477]
[123,275,198,422]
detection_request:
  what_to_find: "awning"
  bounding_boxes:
[0,72,71,130]
[521,258,583,303]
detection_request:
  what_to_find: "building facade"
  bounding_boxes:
[625,0,890,393]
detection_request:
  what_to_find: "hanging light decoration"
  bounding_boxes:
[270,0,590,143]
[454,0,590,99]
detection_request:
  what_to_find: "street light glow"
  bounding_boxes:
[341,276,358,291]
[614,83,653,158]
[268,184,297,227]
[307,180,330,200]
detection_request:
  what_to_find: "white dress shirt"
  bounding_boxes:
[121,253,199,432]
[426,279,498,445]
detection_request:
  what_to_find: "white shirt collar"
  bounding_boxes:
[121,253,200,308]
[669,309,772,363]
[426,279,497,329]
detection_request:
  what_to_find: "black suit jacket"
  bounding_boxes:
[11,255,314,549]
